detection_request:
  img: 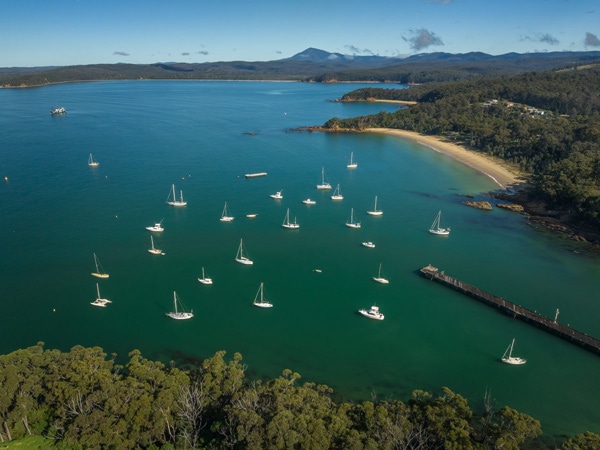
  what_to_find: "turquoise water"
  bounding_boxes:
[1,81,599,438]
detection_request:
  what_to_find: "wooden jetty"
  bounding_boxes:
[419,264,600,355]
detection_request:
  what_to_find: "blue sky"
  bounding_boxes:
[2,0,599,67]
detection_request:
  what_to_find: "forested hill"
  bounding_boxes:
[2,49,600,87]
[324,66,600,237]
[1,343,599,448]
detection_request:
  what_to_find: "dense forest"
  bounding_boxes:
[324,66,600,237]
[1,343,599,449]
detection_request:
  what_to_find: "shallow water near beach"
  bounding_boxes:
[1,81,599,438]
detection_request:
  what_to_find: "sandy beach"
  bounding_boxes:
[365,128,522,189]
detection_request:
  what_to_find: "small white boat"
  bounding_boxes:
[270,190,283,199]
[362,241,375,248]
[331,184,343,200]
[316,167,332,190]
[245,172,267,178]
[347,152,357,169]
[234,238,253,265]
[90,283,112,307]
[91,253,110,279]
[282,208,300,229]
[372,263,389,284]
[253,282,273,308]
[146,219,164,232]
[501,338,526,365]
[345,208,361,228]
[166,291,193,320]
[220,202,234,222]
[148,235,164,255]
[302,198,316,205]
[246,213,258,218]
[166,184,187,207]
[367,195,383,216]
[50,106,66,115]
[198,267,213,285]
[358,305,384,320]
[429,210,450,235]
[88,153,99,167]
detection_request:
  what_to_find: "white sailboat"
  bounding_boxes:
[345,208,361,228]
[429,210,450,235]
[253,282,273,308]
[316,167,332,190]
[148,235,164,255]
[166,184,187,206]
[234,239,253,265]
[270,190,283,199]
[220,202,234,222]
[282,208,300,229]
[146,219,164,232]
[90,283,112,307]
[501,338,526,365]
[331,184,343,200]
[367,196,383,216]
[372,263,389,284]
[166,291,193,320]
[358,305,384,320]
[347,152,357,169]
[88,153,99,167]
[91,253,110,279]
[198,267,213,285]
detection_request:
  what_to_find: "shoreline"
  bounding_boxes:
[365,128,523,190]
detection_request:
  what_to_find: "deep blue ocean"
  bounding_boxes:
[1,81,599,438]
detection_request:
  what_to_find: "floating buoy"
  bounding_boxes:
[53,308,56,312]
[4,176,8,182]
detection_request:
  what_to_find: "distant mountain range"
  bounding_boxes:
[2,48,599,87]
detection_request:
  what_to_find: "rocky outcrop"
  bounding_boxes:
[496,203,524,212]
[462,201,492,210]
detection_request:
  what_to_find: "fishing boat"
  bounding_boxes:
[367,196,383,216]
[316,167,331,190]
[345,208,361,228]
[253,282,273,308]
[148,235,164,255]
[501,338,526,365]
[347,152,357,169]
[198,267,213,285]
[91,253,110,278]
[220,202,234,222]
[282,208,300,229]
[358,305,384,320]
[331,184,343,200]
[429,210,450,235]
[234,239,253,265]
[87,153,99,167]
[166,184,187,207]
[146,219,164,232]
[50,106,66,115]
[362,241,375,248]
[302,198,316,205]
[270,190,283,199]
[372,263,389,284]
[166,291,193,320]
[246,213,258,218]
[90,283,112,307]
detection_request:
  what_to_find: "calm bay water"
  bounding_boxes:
[1,81,599,438]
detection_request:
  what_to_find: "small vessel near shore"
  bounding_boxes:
[501,338,526,365]
[303,198,316,205]
[246,213,258,218]
[198,267,213,285]
[220,202,234,222]
[331,184,343,200]
[146,219,164,232]
[166,184,187,207]
[282,208,300,229]
[90,283,112,308]
[316,167,331,190]
[373,263,389,284]
[50,106,66,115]
[235,239,253,265]
[148,235,164,255]
[358,305,384,320]
[362,241,375,248]
[347,152,357,169]
[253,282,273,308]
[88,153,99,167]
[367,196,383,216]
[166,291,193,320]
[345,208,361,228]
[429,210,450,235]
[91,253,109,279]
[270,190,283,199]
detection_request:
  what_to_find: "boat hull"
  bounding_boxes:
[91,272,110,279]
